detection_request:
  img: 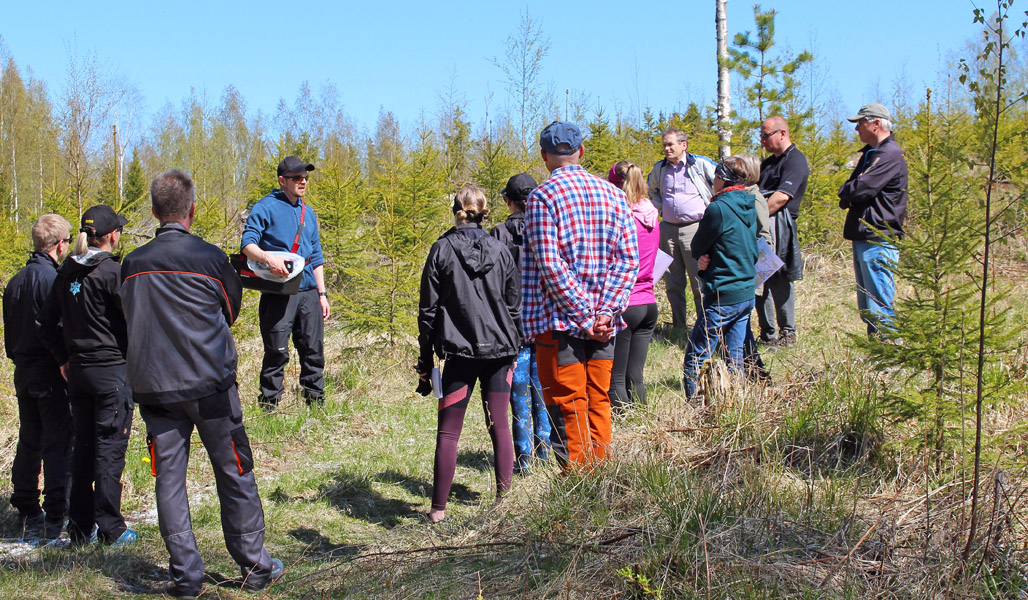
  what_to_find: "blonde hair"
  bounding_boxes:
[735,155,762,186]
[614,161,647,206]
[452,185,490,225]
[31,214,71,252]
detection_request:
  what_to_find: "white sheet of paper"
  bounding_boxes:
[654,249,674,282]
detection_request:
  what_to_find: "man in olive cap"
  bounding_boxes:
[837,103,908,335]
[242,156,330,409]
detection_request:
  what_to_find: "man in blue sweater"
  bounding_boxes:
[242,156,330,409]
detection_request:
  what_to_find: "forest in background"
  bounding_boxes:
[0,6,1024,344]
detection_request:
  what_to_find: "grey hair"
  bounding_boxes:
[662,128,688,144]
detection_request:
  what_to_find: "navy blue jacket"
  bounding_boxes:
[838,134,908,241]
[121,223,242,404]
[241,189,324,291]
[3,252,61,368]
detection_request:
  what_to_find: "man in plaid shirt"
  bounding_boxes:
[522,121,639,467]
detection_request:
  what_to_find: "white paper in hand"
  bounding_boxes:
[246,251,304,283]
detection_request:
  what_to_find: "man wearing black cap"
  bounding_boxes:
[242,156,329,409]
[522,121,638,468]
[837,103,908,335]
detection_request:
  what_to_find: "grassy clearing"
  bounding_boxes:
[1,250,1027,599]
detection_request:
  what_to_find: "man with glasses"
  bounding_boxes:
[242,156,330,409]
[837,103,908,335]
[758,116,809,347]
[646,129,716,329]
[3,214,73,543]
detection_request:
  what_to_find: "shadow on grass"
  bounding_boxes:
[320,470,422,528]
[378,469,431,498]
[289,526,365,559]
[456,448,492,472]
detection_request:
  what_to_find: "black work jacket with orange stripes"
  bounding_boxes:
[120,222,243,405]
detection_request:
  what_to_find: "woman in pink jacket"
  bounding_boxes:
[608,161,660,409]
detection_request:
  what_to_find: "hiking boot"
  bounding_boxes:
[242,558,284,591]
[302,392,324,407]
[163,583,199,600]
[19,513,44,542]
[40,516,65,541]
[257,394,279,412]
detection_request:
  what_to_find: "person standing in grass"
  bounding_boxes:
[606,161,659,410]
[491,172,551,473]
[522,121,638,468]
[418,185,521,523]
[242,156,330,410]
[837,103,908,336]
[682,157,759,399]
[3,214,73,543]
[37,205,136,546]
[121,170,283,598]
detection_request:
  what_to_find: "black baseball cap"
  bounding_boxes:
[277,156,316,176]
[501,173,538,204]
[80,205,128,237]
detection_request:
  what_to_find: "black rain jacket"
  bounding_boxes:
[37,249,126,368]
[418,224,521,369]
[838,134,908,241]
[3,252,62,368]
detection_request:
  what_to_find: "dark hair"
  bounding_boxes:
[151,170,195,220]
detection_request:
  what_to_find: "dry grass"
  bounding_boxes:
[0,249,1027,599]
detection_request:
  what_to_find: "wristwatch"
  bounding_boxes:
[318,292,328,297]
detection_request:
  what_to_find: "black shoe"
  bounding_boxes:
[302,393,324,407]
[164,583,199,600]
[19,513,44,542]
[242,558,284,591]
[41,516,65,541]
[257,395,279,412]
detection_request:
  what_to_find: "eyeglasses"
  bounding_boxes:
[759,129,783,140]
[285,175,309,182]
[54,237,71,247]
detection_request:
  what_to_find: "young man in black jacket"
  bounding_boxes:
[3,214,73,542]
[121,170,282,598]
[838,103,908,336]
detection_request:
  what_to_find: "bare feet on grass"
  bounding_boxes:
[427,510,445,523]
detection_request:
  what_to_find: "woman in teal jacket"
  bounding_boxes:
[683,157,759,398]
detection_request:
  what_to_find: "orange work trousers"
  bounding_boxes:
[534,330,614,467]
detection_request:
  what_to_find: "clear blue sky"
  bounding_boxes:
[0,0,988,140]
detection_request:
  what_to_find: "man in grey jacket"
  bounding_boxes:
[121,170,283,599]
[646,129,716,328]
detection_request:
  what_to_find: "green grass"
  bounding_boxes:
[1,249,1027,598]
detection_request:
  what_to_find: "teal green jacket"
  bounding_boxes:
[690,187,758,306]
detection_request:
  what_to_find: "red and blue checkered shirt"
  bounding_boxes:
[522,164,639,342]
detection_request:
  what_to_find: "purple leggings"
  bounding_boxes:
[432,356,514,512]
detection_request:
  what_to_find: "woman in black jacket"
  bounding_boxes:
[37,205,136,546]
[490,173,550,474]
[417,185,521,523]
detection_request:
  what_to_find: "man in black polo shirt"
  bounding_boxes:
[758,116,809,347]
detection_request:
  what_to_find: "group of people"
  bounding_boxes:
[2,157,338,598]
[4,102,908,591]
[416,104,908,519]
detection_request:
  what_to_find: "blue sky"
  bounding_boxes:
[0,0,989,138]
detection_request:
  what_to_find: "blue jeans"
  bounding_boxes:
[683,298,756,398]
[510,345,550,469]
[852,239,898,335]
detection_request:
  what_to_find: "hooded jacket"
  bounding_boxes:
[418,224,521,368]
[37,249,126,368]
[3,252,62,368]
[490,212,526,270]
[838,134,908,241]
[690,187,759,307]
